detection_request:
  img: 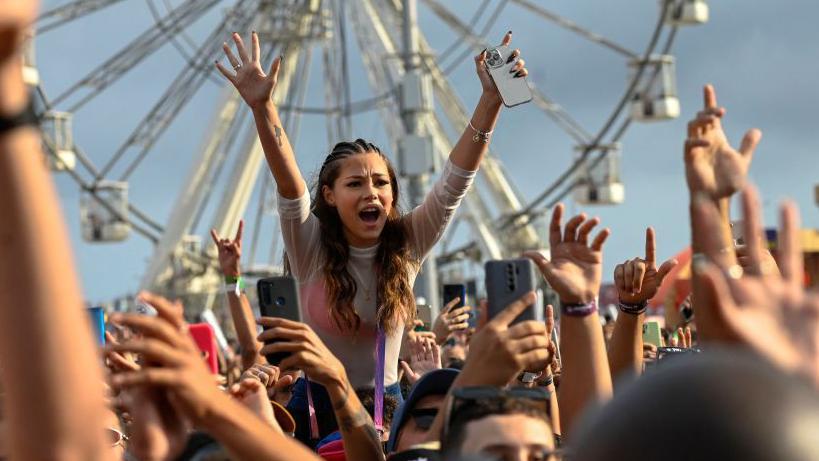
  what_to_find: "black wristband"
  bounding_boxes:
[618,300,648,315]
[0,97,39,135]
[538,374,554,387]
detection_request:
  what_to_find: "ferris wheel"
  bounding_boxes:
[26,0,709,310]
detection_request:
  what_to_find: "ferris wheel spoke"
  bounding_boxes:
[94,0,258,181]
[421,0,593,144]
[37,0,128,34]
[502,3,673,230]
[50,0,219,112]
[439,0,507,74]
[508,0,640,60]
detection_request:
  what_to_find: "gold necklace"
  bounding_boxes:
[348,263,373,302]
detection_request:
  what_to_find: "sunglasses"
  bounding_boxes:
[408,407,438,430]
[107,427,129,448]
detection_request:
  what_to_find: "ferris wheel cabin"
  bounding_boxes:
[664,0,709,26]
[629,55,680,122]
[41,111,77,171]
[21,33,40,87]
[572,143,625,205]
[80,182,131,243]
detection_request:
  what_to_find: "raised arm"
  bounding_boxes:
[111,293,320,461]
[211,220,265,369]
[216,31,304,198]
[525,205,612,437]
[608,228,677,382]
[258,318,386,461]
[449,31,528,171]
[684,84,761,340]
[0,6,112,458]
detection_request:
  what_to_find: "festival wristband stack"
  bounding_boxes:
[225,275,245,296]
[560,299,597,317]
[618,300,648,316]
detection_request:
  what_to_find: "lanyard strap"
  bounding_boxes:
[374,327,386,432]
[306,376,320,440]
[305,326,387,439]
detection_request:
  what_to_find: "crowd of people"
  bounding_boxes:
[2,3,819,460]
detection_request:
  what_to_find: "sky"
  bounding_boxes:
[35,0,819,304]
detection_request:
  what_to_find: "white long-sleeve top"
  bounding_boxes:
[277,159,476,388]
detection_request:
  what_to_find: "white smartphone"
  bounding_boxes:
[484,45,533,108]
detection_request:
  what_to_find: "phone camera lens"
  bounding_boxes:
[275,296,286,307]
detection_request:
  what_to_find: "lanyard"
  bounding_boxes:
[306,326,386,439]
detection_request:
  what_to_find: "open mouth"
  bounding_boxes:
[359,206,381,223]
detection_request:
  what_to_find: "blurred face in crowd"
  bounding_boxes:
[322,152,395,247]
[458,413,555,461]
[394,394,445,452]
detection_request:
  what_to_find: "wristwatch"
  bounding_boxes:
[518,371,542,384]
[0,97,39,135]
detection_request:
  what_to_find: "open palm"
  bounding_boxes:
[215,32,281,110]
[685,85,761,199]
[696,186,819,386]
[526,205,610,304]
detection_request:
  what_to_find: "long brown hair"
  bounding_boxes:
[286,139,416,334]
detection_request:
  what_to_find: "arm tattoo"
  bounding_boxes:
[339,406,372,432]
[274,125,283,147]
[332,382,351,412]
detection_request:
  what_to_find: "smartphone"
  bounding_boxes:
[642,321,663,348]
[465,280,479,328]
[416,304,433,330]
[485,258,540,325]
[188,323,219,374]
[657,346,701,362]
[87,307,106,346]
[484,45,533,108]
[442,283,468,326]
[257,276,303,366]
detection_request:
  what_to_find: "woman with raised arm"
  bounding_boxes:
[215,30,529,443]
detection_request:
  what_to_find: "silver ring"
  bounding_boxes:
[233,63,242,71]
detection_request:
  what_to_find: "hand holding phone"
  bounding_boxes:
[484,43,532,108]
[485,259,541,324]
[257,276,303,366]
[188,323,219,374]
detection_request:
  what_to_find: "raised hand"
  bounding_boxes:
[108,292,223,424]
[211,220,243,278]
[685,84,762,199]
[230,379,280,431]
[459,292,551,387]
[694,185,819,386]
[0,0,37,63]
[215,31,282,110]
[614,228,678,305]
[475,31,528,99]
[256,318,346,388]
[525,204,610,304]
[431,297,472,344]
[399,336,442,385]
[118,386,191,461]
[240,363,296,405]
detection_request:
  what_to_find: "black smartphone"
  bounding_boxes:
[257,276,303,366]
[443,283,466,313]
[465,279,478,328]
[485,259,539,325]
[656,346,701,363]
